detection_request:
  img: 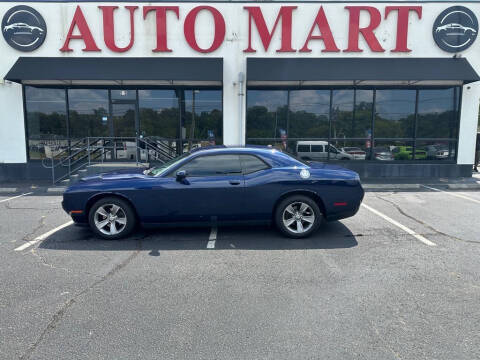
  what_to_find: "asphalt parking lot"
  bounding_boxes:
[1,188,479,360]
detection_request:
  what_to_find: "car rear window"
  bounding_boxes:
[239,155,270,174]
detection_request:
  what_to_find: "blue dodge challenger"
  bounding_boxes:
[62,146,364,239]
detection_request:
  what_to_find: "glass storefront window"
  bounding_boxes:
[69,89,109,139]
[289,90,330,139]
[415,140,456,161]
[25,87,223,160]
[139,90,179,138]
[183,90,223,148]
[246,90,288,140]
[377,140,415,161]
[375,90,416,138]
[246,87,460,162]
[331,90,373,139]
[417,89,460,139]
[330,140,369,161]
[25,87,67,159]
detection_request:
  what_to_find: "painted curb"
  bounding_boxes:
[47,187,66,193]
[363,184,421,190]
[447,183,480,190]
[0,188,17,193]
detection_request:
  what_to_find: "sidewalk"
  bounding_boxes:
[1,173,479,194]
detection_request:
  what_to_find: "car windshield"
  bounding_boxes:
[143,152,190,177]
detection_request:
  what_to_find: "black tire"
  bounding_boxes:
[275,195,323,239]
[88,197,136,240]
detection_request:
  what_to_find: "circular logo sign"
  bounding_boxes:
[433,6,478,53]
[2,6,46,52]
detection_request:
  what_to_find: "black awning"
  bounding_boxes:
[247,58,480,85]
[5,57,223,85]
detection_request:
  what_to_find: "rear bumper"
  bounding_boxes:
[326,205,360,221]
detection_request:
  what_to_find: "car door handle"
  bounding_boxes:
[229,180,241,185]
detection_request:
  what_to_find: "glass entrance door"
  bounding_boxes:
[111,102,136,137]
[109,90,138,161]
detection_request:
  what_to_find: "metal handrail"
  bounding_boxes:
[42,136,218,184]
[43,136,180,184]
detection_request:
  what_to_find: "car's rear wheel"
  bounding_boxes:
[88,197,136,240]
[275,195,322,238]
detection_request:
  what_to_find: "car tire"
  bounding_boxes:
[275,195,322,239]
[88,197,136,240]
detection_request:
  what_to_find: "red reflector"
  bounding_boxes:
[70,210,83,214]
[334,202,348,206]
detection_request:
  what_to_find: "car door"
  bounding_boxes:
[239,154,276,222]
[154,154,245,223]
[311,144,326,161]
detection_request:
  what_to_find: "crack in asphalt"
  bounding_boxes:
[21,216,47,242]
[373,194,480,245]
[19,237,144,360]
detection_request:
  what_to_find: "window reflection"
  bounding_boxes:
[26,87,67,159]
[415,140,456,161]
[246,87,460,162]
[289,90,330,138]
[139,90,179,138]
[331,90,373,139]
[183,90,223,149]
[246,90,288,140]
[375,90,415,138]
[417,89,459,139]
[69,89,109,139]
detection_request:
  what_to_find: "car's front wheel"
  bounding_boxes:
[275,195,322,239]
[88,197,136,240]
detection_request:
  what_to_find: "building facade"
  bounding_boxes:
[1,0,479,181]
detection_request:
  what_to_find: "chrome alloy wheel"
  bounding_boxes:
[282,202,315,234]
[94,204,127,236]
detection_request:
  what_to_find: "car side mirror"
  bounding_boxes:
[176,170,188,182]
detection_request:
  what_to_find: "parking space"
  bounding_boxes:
[0,190,479,359]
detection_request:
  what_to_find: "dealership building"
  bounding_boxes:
[1,0,480,182]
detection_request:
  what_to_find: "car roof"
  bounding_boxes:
[296,141,328,145]
[190,145,279,156]
[188,145,306,167]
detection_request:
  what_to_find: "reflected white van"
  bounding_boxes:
[296,141,353,161]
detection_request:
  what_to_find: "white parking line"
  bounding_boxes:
[0,192,33,203]
[421,185,480,205]
[14,220,74,252]
[207,226,217,249]
[361,203,436,247]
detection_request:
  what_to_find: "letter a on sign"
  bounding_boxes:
[60,6,100,51]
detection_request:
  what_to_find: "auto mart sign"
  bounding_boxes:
[1,3,479,54]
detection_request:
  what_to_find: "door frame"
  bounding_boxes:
[108,89,140,161]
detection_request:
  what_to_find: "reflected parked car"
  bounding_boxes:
[296,141,353,161]
[62,146,364,239]
[340,147,366,160]
[368,147,394,161]
[425,145,450,160]
[392,146,427,160]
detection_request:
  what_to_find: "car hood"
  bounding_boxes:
[80,168,148,182]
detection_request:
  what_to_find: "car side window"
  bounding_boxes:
[239,155,270,175]
[175,154,242,177]
[297,145,310,152]
[311,145,323,152]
